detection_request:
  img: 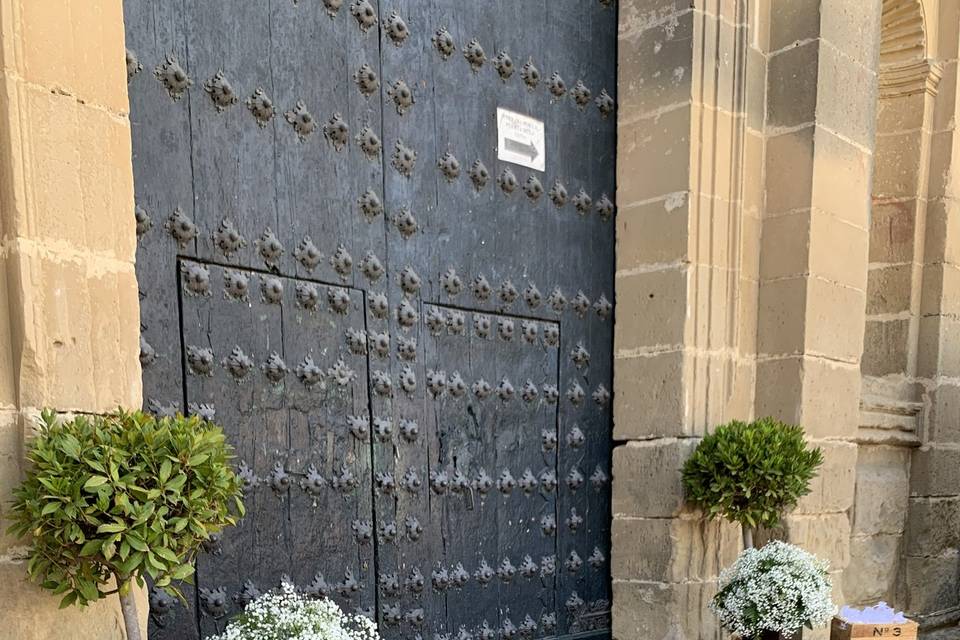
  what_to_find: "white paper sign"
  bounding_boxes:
[497,107,545,172]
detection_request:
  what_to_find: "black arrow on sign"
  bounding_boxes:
[504,137,539,162]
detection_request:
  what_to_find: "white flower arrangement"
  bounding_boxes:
[711,540,836,638]
[209,582,381,640]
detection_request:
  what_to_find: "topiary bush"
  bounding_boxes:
[7,409,245,640]
[682,417,823,547]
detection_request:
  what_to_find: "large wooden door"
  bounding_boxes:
[126,2,616,638]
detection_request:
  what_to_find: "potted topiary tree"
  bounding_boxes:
[681,417,824,548]
[7,409,245,640]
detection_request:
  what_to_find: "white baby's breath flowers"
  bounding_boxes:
[209,582,380,640]
[710,540,836,638]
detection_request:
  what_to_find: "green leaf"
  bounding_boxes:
[96,522,126,534]
[41,501,61,516]
[154,547,180,564]
[171,563,194,580]
[79,539,101,557]
[159,459,172,484]
[59,592,78,609]
[83,475,109,492]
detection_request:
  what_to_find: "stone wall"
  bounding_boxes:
[0,1,145,638]
[849,0,960,631]
[613,0,882,637]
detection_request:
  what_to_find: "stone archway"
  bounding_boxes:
[851,0,960,628]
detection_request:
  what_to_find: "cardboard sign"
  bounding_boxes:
[831,616,919,639]
[497,107,545,172]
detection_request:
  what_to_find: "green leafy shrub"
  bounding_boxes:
[682,418,823,534]
[7,409,244,639]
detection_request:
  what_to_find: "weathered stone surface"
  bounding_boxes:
[902,551,960,615]
[616,196,690,269]
[612,516,740,583]
[756,513,852,570]
[613,351,687,439]
[911,446,960,497]
[844,535,901,606]
[615,267,688,351]
[904,496,960,556]
[861,319,911,377]
[618,8,693,121]
[612,579,721,640]
[618,104,692,206]
[612,439,698,518]
[797,440,857,515]
[866,265,913,316]
[927,383,960,444]
[850,445,910,536]
[0,560,147,640]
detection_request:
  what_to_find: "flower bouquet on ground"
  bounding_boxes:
[209,582,381,640]
[711,540,836,640]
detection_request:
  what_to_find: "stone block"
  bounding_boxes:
[810,127,871,229]
[616,195,690,269]
[901,551,960,615]
[910,446,960,497]
[820,0,882,71]
[88,267,142,411]
[76,104,136,260]
[0,559,147,640]
[921,263,960,318]
[757,357,861,440]
[924,199,960,266]
[742,131,764,214]
[815,40,877,151]
[618,1,693,39]
[18,87,87,248]
[0,257,16,407]
[904,496,960,556]
[760,212,810,281]
[618,104,692,206]
[861,318,911,377]
[873,130,922,200]
[0,410,24,554]
[618,8,693,121]
[926,383,960,444]
[612,516,740,582]
[745,48,766,132]
[917,315,960,379]
[844,535,901,606]
[850,445,910,536]
[808,210,868,291]
[615,266,688,351]
[877,93,925,134]
[798,357,861,440]
[613,351,687,439]
[804,276,865,363]
[755,356,804,427]
[767,40,819,130]
[768,0,820,53]
[18,0,129,113]
[612,579,720,640]
[756,513,851,570]
[765,125,815,216]
[797,440,857,515]
[932,60,958,132]
[927,128,955,201]
[612,439,698,518]
[866,264,913,316]
[757,276,807,357]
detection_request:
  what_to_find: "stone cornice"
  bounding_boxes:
[879,58,944,98]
